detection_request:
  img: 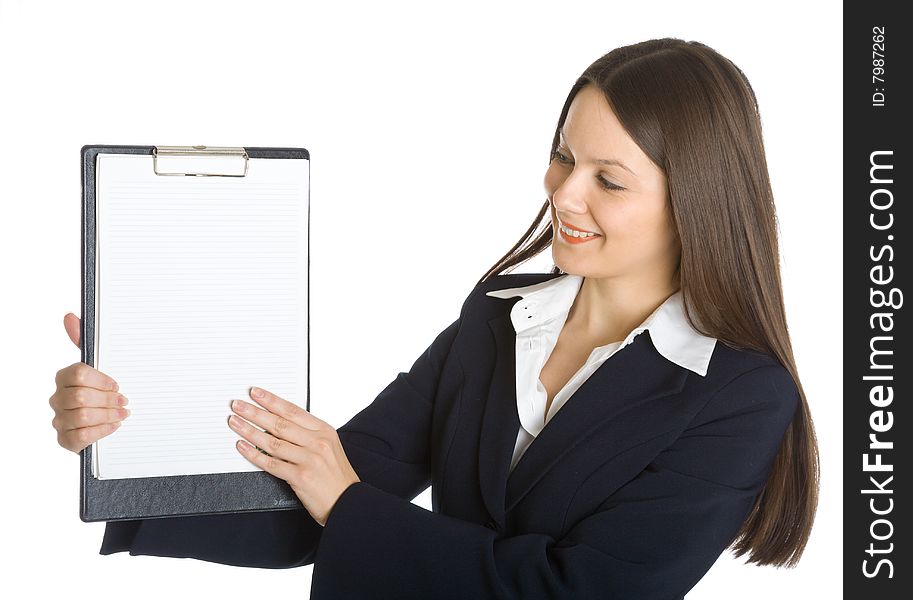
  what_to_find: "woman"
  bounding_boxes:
[49,37,819,599]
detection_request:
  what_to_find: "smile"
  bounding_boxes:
[557,219,601,244]
[559,223,597,238]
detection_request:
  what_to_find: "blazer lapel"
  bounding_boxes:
[478,310,689,529]
[477,311,524,529]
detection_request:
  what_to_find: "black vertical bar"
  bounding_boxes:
[844,1,909,596]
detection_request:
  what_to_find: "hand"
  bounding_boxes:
[50,313,130,453]
[229,386,361,527]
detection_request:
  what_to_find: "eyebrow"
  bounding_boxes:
[559,128,637,176]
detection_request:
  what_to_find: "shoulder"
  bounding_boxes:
[658,343,801,491]
[691,341,800,442]
[704,341,797,398]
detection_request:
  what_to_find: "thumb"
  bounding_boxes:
[64,313,81,348]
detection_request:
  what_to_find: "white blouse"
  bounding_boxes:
[485,273,718,474]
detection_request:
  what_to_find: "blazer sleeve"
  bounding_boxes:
[99,314,464,569]
[308,363,801,600]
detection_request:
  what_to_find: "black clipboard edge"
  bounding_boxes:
[79,145,310,523]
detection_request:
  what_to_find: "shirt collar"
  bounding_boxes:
[486,273,718,376]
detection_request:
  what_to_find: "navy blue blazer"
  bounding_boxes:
[99,272,800,599]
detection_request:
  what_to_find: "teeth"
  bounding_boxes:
[560,223,596,238]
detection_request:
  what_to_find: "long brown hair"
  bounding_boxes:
[478,38,818,568]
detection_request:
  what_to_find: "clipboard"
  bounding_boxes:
[79,145,310,523]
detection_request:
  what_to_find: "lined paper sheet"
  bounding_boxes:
[91,153,308,480]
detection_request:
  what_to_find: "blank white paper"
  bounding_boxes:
[91,153,309,480]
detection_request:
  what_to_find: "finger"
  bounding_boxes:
[248,386,320,431]
[231,399,311,448]
[228,414,304,465]
[54,384,125,412]
[64,312,81,348]
[49,387,125,415]
[233,434,298,483]
[55,404,131,432]
[56,362,119,392]
[59,421,122,453]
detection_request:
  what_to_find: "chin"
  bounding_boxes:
[552,246,609,278]
[551,250,579,276]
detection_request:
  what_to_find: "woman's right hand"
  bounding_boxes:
[50,313,130,454]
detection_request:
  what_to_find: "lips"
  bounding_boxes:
[558,218,600,236]
[556,218,601,245]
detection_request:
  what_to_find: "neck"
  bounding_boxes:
[565,273,679,343]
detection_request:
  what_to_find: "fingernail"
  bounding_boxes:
[118,394,128,406]
[111,381,119,392]
[120,408,131,418]
[250,386,263,398]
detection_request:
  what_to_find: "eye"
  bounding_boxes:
[550,147,625,192]
[550,148,571,164]
[596,176,624,191]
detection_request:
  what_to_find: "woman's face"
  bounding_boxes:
[544,84,680,286]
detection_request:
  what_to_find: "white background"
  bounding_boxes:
[0,0,841,597]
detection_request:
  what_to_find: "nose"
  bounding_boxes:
[549,177,589,215]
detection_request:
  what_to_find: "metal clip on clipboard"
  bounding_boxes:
[152,145,250,177]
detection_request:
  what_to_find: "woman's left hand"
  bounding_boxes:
[228,386,361,527]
